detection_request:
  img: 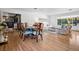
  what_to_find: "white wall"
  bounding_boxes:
[48,15,58,27]
[21,12,48,26]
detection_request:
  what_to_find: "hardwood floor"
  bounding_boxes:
[0,30,79,51]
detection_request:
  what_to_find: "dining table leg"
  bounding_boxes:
[40,34,43,40]
[36,35,38,42]
[23,34,25,41]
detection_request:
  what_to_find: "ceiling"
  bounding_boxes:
[0,8,79,15]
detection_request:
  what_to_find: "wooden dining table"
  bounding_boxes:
[22,25,43,42]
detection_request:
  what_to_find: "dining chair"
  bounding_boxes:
[33,23,44,40]
[38,23,44,38]
[25,22,27,28]
[17,23,25,38]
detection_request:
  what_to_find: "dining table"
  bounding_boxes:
[22,25,43,42]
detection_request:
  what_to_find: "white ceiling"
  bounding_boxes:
[0,8,79,15]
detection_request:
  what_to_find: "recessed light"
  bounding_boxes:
[68,9,72,11]
[34,8,38,10]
